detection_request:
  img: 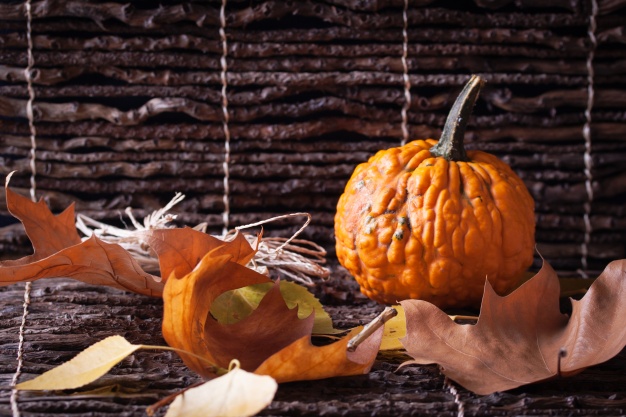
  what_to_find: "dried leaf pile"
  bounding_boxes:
[1,180,625,414]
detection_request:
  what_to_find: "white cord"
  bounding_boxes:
[10,2,37,413]
[24,0,37,202]
[219,0,231,236]
[400,0,411,146]
[580,0,598,277]
[444,376,465,417]
[9,283,31,417]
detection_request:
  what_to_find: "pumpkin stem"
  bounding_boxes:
[430,74,484,162]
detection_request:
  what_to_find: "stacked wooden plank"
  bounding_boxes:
[1,0,626,275]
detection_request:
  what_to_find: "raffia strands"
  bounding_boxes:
[75,194,329,286]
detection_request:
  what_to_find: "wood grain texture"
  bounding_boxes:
[0,270,625,416]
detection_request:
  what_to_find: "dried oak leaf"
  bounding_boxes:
[150,231,381,382]
[0,178,162,296]
[400,260,626,395]
[2,174,81,266]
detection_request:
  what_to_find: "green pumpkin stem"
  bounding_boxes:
[430,74,484,162]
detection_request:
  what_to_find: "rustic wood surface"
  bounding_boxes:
[0,270,625,417]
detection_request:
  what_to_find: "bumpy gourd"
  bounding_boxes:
[334,75,535,308]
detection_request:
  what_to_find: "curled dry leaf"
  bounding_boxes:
[164,362,277,417]
[152,233,382,382]
[0,180,162,296]
[142,228,257,281]
[400,260,626,395]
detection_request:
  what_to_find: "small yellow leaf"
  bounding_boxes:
[16,336,141,391]
[165,362,277,417]
[380,305,406,350]
[211,280,343,335]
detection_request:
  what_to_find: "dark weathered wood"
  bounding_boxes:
[0,271,625,417]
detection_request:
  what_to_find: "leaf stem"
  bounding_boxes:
[347,307,397,352]
[145,381,204,416]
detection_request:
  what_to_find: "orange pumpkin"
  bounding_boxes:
[334,75,535,308]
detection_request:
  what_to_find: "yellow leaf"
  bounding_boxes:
[165,362,277,417]
[380,305,406,350]
[16,336,141,391]
[211,280,343,335]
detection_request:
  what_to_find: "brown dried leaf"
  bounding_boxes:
[2,173,81,266]
[160,247,273,376]
[205,280,315,371]
[400,260,626,395]
[158,233,382,382]
[0,235,163,296]
[0,179,162,296]
[161,247,314,376]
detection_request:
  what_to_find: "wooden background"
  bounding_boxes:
[1,0,625,273]
[1,0,626,415]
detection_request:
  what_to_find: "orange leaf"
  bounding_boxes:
[161,247,271,376]
[3,174,81,266]
[160,236,383,382]
[254,326,383,383]
[0,178,162,296]
[400,259,626,395]
[0,235,163,297]
[143,228,256,280]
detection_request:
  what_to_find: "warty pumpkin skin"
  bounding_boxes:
[334,76,535,308]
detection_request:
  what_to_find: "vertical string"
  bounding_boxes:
[9,284,31,417]
[579,0,598,277]
[10,1,36,415]
[219,0,231,236]
[444,376,466,417]
[400,0,411,146]
[25,0,37,201]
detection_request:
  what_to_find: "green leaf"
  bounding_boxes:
[211,281,343,335]
[16,336,141,391]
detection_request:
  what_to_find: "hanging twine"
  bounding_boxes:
[443,376,466,417]
[400,0,412,146]
[579,0,598,278]
[219,0,232,236]
[11,1,36,415]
